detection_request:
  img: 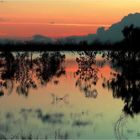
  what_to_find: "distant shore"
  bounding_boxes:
[0,43,139,51]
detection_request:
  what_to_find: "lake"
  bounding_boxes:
[0,51,140,140]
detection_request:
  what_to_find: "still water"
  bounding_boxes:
[0,51,140,140]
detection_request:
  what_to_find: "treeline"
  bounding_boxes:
[0,25,140,51]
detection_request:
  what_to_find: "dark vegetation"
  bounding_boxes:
[75,51,140,117]
[1,50,139,116]
[75,52,99,98]
[104,51,140,117]
[0,50,140,117]
[0,25,140,51]
[0,52,65,97]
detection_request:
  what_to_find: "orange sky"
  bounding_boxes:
[0,0,140,38]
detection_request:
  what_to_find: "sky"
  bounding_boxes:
[0,0,140,38]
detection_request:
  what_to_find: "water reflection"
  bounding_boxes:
[0,52,65,97]
[74,51,140,139]
[114,114,128,140]
[103,51,140,117]
[75,52,99,99]
[0,108,99,139]
[74,51,140,117]
[0,51,140,139]
[51,93,69,104]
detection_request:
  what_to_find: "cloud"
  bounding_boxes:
[1,13,140,44]
[61,13,140,44]
[47,22,110,27]
[2,21,110,28]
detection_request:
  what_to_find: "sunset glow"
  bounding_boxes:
[0,0,140,38]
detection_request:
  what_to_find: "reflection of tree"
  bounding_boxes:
[103,51,140,117]
[0,52,15,96]
[0,52,15,79]
[0,52,65,97]
[75,51,140,116]
[36,52,65,85]
[14,52,37,97]
[75,52,99,98]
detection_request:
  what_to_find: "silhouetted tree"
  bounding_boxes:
[122,24,134,40]
[103,51,140,117]
[122,25,140,49]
